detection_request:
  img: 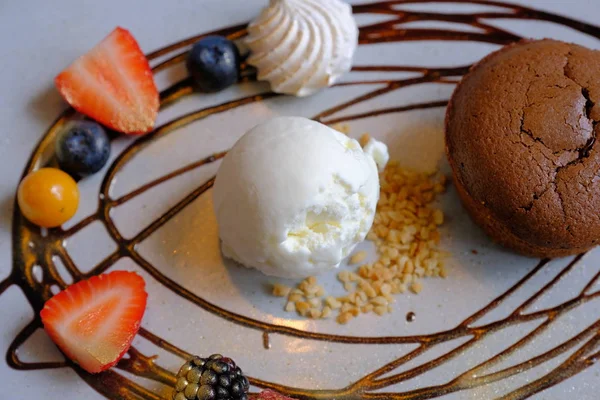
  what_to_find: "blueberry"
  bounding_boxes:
[186,36,240,92]
[55,121,110,178]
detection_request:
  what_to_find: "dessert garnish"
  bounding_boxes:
[56,121,111,178]
[18,168,80,228]
[246,0,358,96]
[212,116,388,278]
[40,271,147,373]
[173,354,249,400]
[257,390,296,400]
[19,27,157,227]
[186,36,241,92]
[446,39,600,258]
[272,133,448,323]
[55,27,159,134]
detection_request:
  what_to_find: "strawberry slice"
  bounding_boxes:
[40,271,148,373]
[258,390,297,400]
[55,27,159,134]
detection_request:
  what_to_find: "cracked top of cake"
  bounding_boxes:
[446,39,600,252]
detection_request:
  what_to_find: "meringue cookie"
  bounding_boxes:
[246,0,359,97]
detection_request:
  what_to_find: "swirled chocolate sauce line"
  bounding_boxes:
[117,346,177,387]
[5,1,600,400]
[6,318,68,370]
[354,0,600,41]
[0,275,12,296]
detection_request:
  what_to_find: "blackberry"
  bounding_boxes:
[173,354,249,400]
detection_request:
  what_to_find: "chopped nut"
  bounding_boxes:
[410,281,423,294]
[380,283,392,296]
[358,291,368,303]
[309,298,321,308]
[348,272,361,282]
[361,304,374,313]
[338,270,350,282]
[309,309,322,319]
[325,296,342,309]
[439,266,448,278]
[337,312,353,324]
[404,260,415,274]
[321,306,332,318]
[272,284,291,297]
[285,302,296,312]
[354,296,366,307]
[364,285,377,298]
[315,285,325,297]
[350,251,367,265]
[288,293,303,303]
[296,301,310,315]
[387,247,399,259]
[337,295,350,303]
[374,306,388,316]
[305,285,320,296]
[371,296,388,306]
[334,124,351,135]
[382,269,393,281]
[347,292,358,305]
[359,133,371,147]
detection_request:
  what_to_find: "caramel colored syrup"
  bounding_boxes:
[3,2,600,399]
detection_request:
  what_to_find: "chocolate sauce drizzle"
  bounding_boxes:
[4,1,600,399]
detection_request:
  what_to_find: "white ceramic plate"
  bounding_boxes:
[1,1,600,399]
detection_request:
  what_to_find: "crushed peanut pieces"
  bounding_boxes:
[359,133,371,147]
[349,251,367,265]
[272,158,449,323]
[332,124,351,135]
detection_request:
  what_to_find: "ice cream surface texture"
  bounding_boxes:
[245,0,358,97]
[213,117,388,278]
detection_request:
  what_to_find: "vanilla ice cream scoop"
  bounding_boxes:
[212,116,388,278]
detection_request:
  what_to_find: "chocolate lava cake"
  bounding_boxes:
[446,39,600,257]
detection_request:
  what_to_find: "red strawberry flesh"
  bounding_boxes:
[40,270,147,373]
[55,27,159,134]
[257,390,297,400]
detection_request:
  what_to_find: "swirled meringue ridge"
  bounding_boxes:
[246,0,359,97]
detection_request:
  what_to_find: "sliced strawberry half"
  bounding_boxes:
[40,270,148,373]
[258,390,297,400]
[55,27,159,134]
